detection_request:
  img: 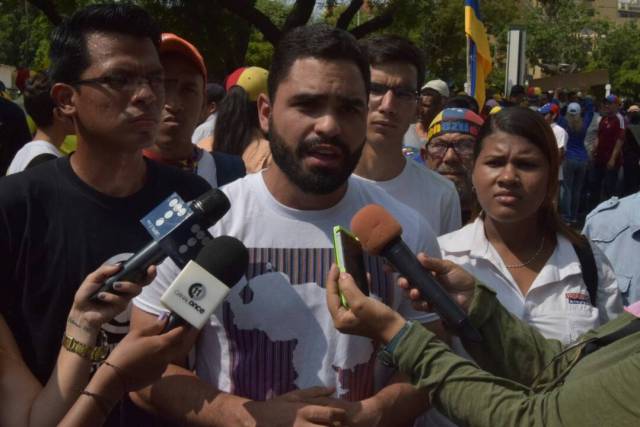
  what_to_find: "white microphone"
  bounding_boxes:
[160,236,249,330]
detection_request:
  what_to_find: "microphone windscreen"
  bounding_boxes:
[192,189,231,224]
[196,235,249,286]
[350,204,403,255]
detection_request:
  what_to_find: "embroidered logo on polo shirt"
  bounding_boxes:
[566,292,590,305]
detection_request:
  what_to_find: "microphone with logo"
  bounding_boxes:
[350,204,482,342]
[160,235,249,331]
[90,188,231,302]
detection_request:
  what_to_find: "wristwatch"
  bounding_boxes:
[377,321,414,367]
[62,330,109,362]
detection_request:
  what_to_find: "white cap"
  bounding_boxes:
[421,79,449,98]
[567,102,581,115]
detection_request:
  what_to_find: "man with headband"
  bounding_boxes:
[422,108,484,224]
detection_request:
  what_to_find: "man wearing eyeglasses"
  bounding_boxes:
[0,6,210,424]
[353,35,461,236]
[421,108,485,225]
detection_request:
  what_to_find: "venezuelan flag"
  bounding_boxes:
[465,0,492,108]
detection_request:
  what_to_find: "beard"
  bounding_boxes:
[268,117,365,195]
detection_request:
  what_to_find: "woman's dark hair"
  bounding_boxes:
[24,72,55,128]
[473,107,584,246]
[214,86,260,156]
[268,24,370,101]
[49,3,161,84]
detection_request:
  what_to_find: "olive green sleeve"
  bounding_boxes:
[394,323,640,427]
[459,283,572,385]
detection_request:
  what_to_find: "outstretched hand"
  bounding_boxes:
[397,253,476,314]
[326,264,406,344]
[106,317,196,392]
[66,264,156,344]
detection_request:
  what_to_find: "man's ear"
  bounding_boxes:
[257,93,271,135]
[51,83,76,119]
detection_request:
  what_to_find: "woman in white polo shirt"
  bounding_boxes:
[438,107,623,344]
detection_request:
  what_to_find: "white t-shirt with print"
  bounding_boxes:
[353,159,461,236]
[135,173,439,401]
[438,218,623,344]
[7,140,63,175]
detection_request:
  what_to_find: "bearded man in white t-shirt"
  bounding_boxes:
[352,36,461,236]
[131,24,442,426]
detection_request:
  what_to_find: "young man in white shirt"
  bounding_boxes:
[353,36,461,236]
[143,33,244,187]
[131,25,441,426]
[7,72,66,174]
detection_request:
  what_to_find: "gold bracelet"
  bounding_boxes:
[62,330,109,362]
[80,390,112,417]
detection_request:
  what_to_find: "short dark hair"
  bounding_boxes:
[206,83,226,104]
[49,3,161,84]
[268,24,370,101]
[509,84,525,97]
[444,95,480,114]
[24,72,55,128]
[359,35,425,90]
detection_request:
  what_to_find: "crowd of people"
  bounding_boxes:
[0,3,638,426]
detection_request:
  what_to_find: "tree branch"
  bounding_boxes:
[337,0,363,30]
[349,9,395,39]
[283,0,316,32]
[28,0,62,25]
[219,0,283,45]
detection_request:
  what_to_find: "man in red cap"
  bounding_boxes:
[144,33,245,187]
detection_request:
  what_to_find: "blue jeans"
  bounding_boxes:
[562,158,588,222]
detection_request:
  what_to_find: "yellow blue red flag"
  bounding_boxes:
[465,0,492,108]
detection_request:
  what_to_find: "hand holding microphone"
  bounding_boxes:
[350,204,482,342]
[160,235,249,331]
[90,188,231,302]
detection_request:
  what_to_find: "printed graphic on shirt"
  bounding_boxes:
[221,247,393,401]
[566,292,591,305]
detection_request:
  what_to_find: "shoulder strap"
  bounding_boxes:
[572,239,598,307]
[582,318,640,356]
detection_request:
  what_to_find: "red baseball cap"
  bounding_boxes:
[160,33,207,84]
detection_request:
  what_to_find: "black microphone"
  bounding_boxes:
[161,236,249,331]
[351,204,482,342]
[90,189,230,301]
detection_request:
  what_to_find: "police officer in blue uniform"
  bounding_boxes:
[583,192,640,306]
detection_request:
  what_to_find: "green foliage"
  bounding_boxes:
[0,2,52,69]
[245,0,291,69]
[590,21,640,96]
[516,0,608,70]
[4,0,640,98]
[382,0,519,92]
